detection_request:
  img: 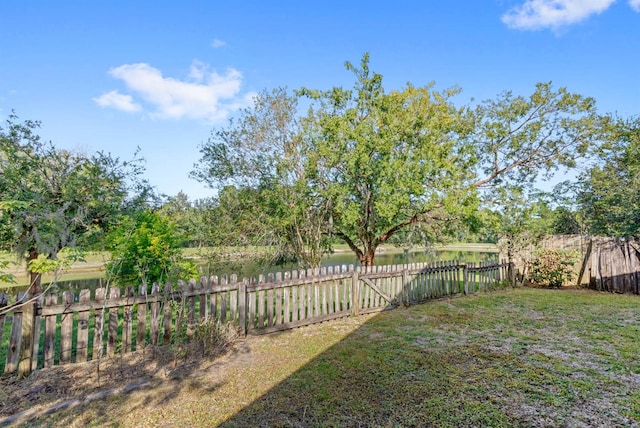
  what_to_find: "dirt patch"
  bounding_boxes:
[0,322,245,426]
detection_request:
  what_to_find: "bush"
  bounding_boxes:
[528,248,580,288]
[173,318,239,362]
[192,320,239,358]
[106,210,198,287]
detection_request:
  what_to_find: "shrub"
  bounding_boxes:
[106,210,198,287]
[173,318,239,362]
[528,248,580,288]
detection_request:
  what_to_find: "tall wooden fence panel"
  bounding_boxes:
[0,260,511,375]
[579,238,640,294]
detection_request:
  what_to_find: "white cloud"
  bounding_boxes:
[630,0,640,11]
[93,90,142,113]
[211,38,226,48]
[502,0,616,30]
[95,61,248,121]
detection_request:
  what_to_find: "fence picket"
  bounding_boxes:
[230,274,238,322]
[276,273,283,325]
[107,287,120,357]
[149,283,160,346]
[5,293,26,373]
[60,291,74,364]
[210,276,218,322]
[248,279,256,331]
[199,277,208,321]
[163,282,173,345]
[220,276,228,325]
[42,293,57,368]
[92,288,106,362]
[137,285,148,350]
[123,286,134,353]
[290,271,298,322]
[76,289,91,362]
[187,279,196,341]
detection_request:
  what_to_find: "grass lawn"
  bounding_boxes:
[4,287,638,427]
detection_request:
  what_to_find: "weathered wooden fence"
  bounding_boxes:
[578,237,640,294]
[0,260,511,376]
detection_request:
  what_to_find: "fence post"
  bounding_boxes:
[351,270,359,316]
[238,278,247,336]
[509,261,516,287]
[18,296,35,378]
[462,264,468,295]
[402,268,410,306]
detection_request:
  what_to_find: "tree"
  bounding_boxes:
[159,191,199,247]
[471,82,599,189]
[106,210,198,287]
[0,113,149,294]
[299,55,478,266]
[192,88,331,268]
[194,55,603,267]
[577,117,640,237]
[301,55,601,266]
[488,186,555,262]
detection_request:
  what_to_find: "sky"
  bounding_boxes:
[1,0,639,201]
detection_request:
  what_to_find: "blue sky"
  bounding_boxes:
[1,0,638,200]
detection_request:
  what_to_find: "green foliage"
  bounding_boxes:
[106,210,198,286]
[550,206,581,235]
[0,260,16,284]
[0,112,150,291]
[192,89,331,268]
[193,55,603,267]
[300,54,477,265]
[578,117,640,237]
[472,82,601,189]
[528,248,580,288]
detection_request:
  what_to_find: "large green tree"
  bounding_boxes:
[577,117,640,237]
[301,56,601,266]
[194,55,603,267]
[0,113,149,293]
[299,55,477,266]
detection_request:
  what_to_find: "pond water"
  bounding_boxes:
[201,249,498,278]
[2,248,497,297]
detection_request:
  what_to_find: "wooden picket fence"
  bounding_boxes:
[0,260,512,376]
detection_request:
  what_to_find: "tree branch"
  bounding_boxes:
[334,231,363,260]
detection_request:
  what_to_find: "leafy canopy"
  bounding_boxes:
[193,54,603,267]
[299,53,477,265]
[0,113,149,291]
[577,117,640,237]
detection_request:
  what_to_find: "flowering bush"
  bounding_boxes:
[528,248,580,288]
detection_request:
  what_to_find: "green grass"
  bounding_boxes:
[11,287,637,427]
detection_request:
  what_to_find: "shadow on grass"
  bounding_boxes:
[220,285,640,427]
[4,283,640,427]
[0,340,241,427]
[219,306,515,427]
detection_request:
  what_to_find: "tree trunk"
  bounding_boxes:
[359,247,376,270]
[27,248,42,297]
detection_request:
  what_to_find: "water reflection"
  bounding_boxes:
[198,249,497,279]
